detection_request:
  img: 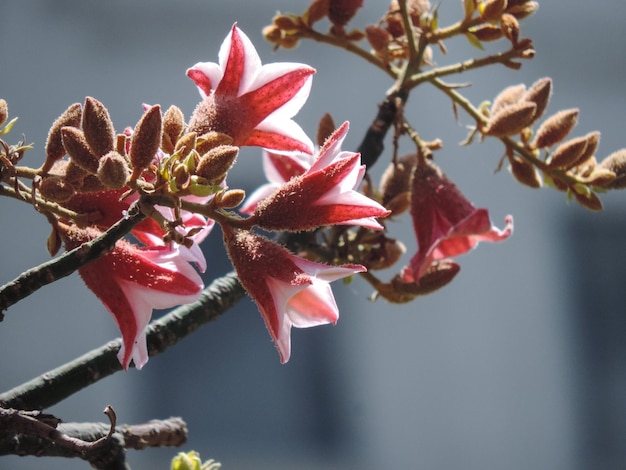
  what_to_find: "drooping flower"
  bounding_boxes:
[59,224,204,370]
[223,226,365,363]
[187,24,315,153]
[403,158,513,283]
[252,122,391,231]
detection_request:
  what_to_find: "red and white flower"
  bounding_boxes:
[187,24,315,153]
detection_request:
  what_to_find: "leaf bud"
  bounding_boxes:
[129,105,162,181]
[483,101,536,137]
[548,136,589,169]
[522,77,551,122]
[162,105,185,154]
[509,154,541,188]
[82,97,115,157]
[97,151,130,189]
[532,108,579,149]
[43,103,82,173]
[61,126,99,174]
[0,99,7,127]
[598,149,626,189]
[195,145,239,184]
[39,175,76,203]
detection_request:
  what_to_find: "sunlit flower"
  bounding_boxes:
[223,227,365,363]
[60,224,204,370]
[186,24,315,153]
[403,158,513,283]
[252,122,391,230]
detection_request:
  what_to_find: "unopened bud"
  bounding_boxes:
[366,237,406,271]
[598,149,626,189]
[196,145,239,184]
[484,101,536,137]
[0,99,7,127]
[509,154,541,188]
[470,24,504,42]
[273,14,300,32]
[262,24,283,44]
[532,108,579,149]
[480,0,507,21]
[491,83,526,116]
[328,0,362,27]
[195,131,234,155]
[39,175,76,203]
[548,136,589,169]
[61,127,99,174]
[522,77,551,121]
[43,103,82,173]
[64,160,88,183]
[584,168,616,188]
[305,0,330,25]
[500,13,520,45]
[380,153,418,210]
[97,151,130,189]
[82,97,115,157]
[80,174,107,192]
[162,105,185,154]
[219,189,246,208]
[575,131,600,164]
[573,188,603,211]
[505,0,539,19]
[129,105,162,180]
[174,132,197,159]
[317,113,336,147]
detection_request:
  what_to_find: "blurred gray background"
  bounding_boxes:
[1,1,625,469]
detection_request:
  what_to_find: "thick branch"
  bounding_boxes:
[0,271,245,410]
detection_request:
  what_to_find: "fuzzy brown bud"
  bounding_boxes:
[305,0,330,25]
[43,103,82,173]
[573,189,602,211]
[509,154,541,188]
[0,99,7,127]
[97,151,130,189]
[162,105,185,154]
[195,131,234,155]
[522,77,551,122]
[583,168,616,188]
[61,127,99,174]
[328,0,363,27]
[470,24,504,42]
[365,24,392,53]
[547,136,588,170]
[262,24,283,44]
[532,108,579,149]
[484,101,536,137]
[64,161,88,184]
[317,113,336,147]
[505,0,539,19]
[195,145,239,184]
[500,13,520,45]
[575,131,600,164]
[490,84,525,116]
[598,149,626,189]
[174,132,197,159]
[39,175,76,203]
[481,0,508,22]
[129,105,162,180]
[380,153,418,211]
[219,189,246,209]
[82,97,115,157]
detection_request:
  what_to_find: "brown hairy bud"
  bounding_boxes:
[64,160,88,183]
[328,0,363,27]
[97,151,130,189]
[219,189,246,209]
[82,97,115,157]
[80,174,107,192]
[0,99,7,127]
[273,15,300,32]
[575,131,600,164]
[490,83,525,116]
[548,136,589,169]
[484,101,536,137]
[61,127,99,174]
[573,189,602,211]
[317,113,336,147]
[174,132,197,159]
[129,105,162,180]
[305,0,330,25]
[584,168,616,188]
[509,154,541,188]
[196,145,239,184]
[481,0,508,22]
[195,131,234,155]
[365,237,406,271]
[522,77,551,122]
[43,103,82,173]
[380,153,418,210]
[505,1,539,19]
[500,13,520,45]
[470,24,504,42]
[39,175,76,203]
[263,24,283,44]
[532,108,579,149]
[162,105,185,154]
[366,25,392,53]
[598,149,626,189]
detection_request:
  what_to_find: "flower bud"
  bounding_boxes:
[484,101,536,137]
[500,13,520,45]
[598,149,626,189]
[195,145,239,184]
[64,160,88,184]
[380,153,418,211]
[0,99,8,127]
[129,105,162,180]
[219,188,246,209]
[522,77,551,122]
[262,24,283,44]
[82,97,115,157]
[490,83,526,116]
[573,188,602,211]
[575,131,600,164]
[548,136,589,169]
[480,0,508,22]
[509,154,541,188]
[328,0,363,27]
[39,175,76,203]
[583,168,616,188]
[171,451,202,470]
[97,151,130,189]
[532,108,579,149]
[305,0,330,25]
[61,126,99,174]
[505,0,539,19]
[366,25,392,53]
[43,103,82,173]
[470,24,504,42]
[317,113,336,147]
[162,105,185,154]
[195,131,234,155]
[173,132,197,159]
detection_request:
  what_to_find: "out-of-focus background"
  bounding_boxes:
[1,1,625,469]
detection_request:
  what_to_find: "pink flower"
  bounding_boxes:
[60,225,204,370]
[404,159,513,282]
[187,24,315,153]
[252,122,391,231]
[223,227,365,363]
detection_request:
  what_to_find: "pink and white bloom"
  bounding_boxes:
[187,24,315,153]
[403,159,513,283]
[252,122,390,231]
[60,225,204,370]
[223,227,365,363]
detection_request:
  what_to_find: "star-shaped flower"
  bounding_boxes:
[187,24,315,153]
